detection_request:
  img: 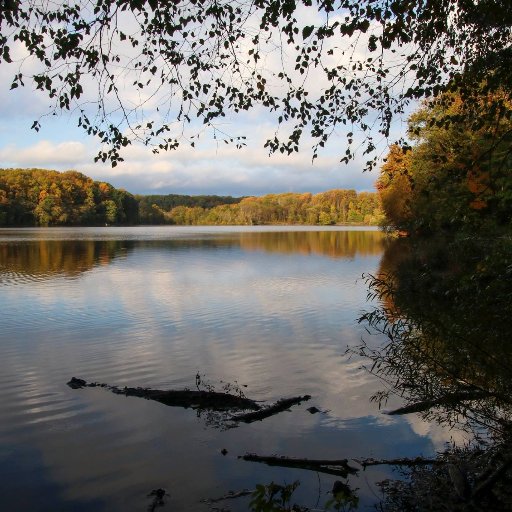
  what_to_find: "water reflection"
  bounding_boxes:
[238,229,384,258]
[0,240,127,283]
[0,228,384,283]
[0,227,439,512]
[357,235,512,510]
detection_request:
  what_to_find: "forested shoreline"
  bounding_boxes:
[0,168,383,227]
[376,91,512,236]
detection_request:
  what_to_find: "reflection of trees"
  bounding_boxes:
[357,236,512,509]
[0,240,128,281]
[0,230,384,283]
[239,230,385,259]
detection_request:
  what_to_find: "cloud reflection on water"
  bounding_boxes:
[0,227,456,511]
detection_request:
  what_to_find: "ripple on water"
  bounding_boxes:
[0,227,406,512]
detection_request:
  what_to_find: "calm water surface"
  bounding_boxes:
[0,227,448,511]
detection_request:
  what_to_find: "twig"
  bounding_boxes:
[240,453,359,478]
[204,489,254,503]
[230,395,311,423]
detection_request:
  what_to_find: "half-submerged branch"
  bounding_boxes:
[355,456,441,469]
[240,454,359,478]
[67,377,311,426]
[385,390,493,415]
[230,395,311,423]
[67,377,260,412]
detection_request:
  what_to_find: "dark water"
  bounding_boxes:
[0,227,449,511]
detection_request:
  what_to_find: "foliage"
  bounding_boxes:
[378,90,512,233]
[136,193,243,223]
[376,144,413,230]
[357,236,512,433]
[0,168,138,226]
[162,189,383,225]
[1,1,510,165]
[136,193,243,211]
[249,479,358,512]
[249,481,304,512]
[0,168,382,226]
[377,437,512,512]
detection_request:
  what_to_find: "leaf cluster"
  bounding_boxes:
[1,1,510,165]
[0,167,138,226]
[377,88,512,234]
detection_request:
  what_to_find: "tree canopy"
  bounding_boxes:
[1,0,510,166]
[377,88,512,234]
[0,168,139,225]
[0,167,381,226]
[159,189,382,225]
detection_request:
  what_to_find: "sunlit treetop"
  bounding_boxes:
[1,0,510,166]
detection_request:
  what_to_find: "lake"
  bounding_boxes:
[0,226,452,511]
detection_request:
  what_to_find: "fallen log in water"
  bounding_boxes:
[385,390,492,416]
[67,377,312,427]
[230,395,312,423]
[354,456,441,469]
[67,377,260,412]
[240,453,359,478]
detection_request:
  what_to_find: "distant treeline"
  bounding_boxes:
[153,190,383,225]
[136,193,244,224]
[0,168,138,226]
[0,168,383,226]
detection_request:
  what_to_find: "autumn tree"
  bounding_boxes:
[163,188,381,225]
[1,1,510,166]
[378,88,512,233]
[376,144,413,230]
[408,91,512,232]
[0,169,139,226]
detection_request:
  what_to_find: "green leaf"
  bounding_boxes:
[302,25,314,39]
[3,46,12,63]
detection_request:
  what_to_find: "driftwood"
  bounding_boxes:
[230,395,311,423]
[67,377,260,412]
[240,453,359,478]
[354,456,441,469]
[385,390,492,415]
[67,377,311,426]
[204,489,254,503]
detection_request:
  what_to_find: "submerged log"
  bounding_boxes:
[240,453,359,478]
[230,395,311,423]
[67,377,260,412]
[385,390,492,415]
[67,377,312,427]
[204,489,254,503]
[354,456,441,469]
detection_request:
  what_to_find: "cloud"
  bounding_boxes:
[0,140,88,167]
[0,124,378,196]
[0,31,381,196]
[0,4,423,197]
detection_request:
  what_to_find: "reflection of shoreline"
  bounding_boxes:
[0,240,129,282]
[356,236,512,509]
[0,230,386,282]
[366,235,512,432]
[238,230,385,259]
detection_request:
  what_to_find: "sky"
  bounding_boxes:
[0,7,412,198]
[0,88,389,197]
